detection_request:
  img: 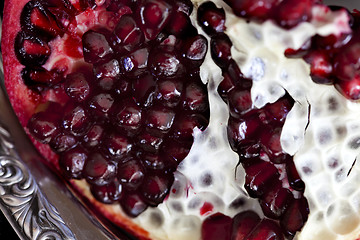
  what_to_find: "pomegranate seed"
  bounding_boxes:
[83,153,117,185]
[273,0,313,29]
[64,72,92,102]
[211,33,233,69]
[303,49,334,84]
[263,96,294,124]
[260,127,289,164]
[231,210,261,240]
[145,105,176,134]
[165,11,194,37]
[246,219,284,240]
[156,78,183,107]
[15,31,51,66]
[59,145,88,179]
[114,77,131,96]
[333,41,360,82]
[280,197,309,237]
[94,59,121,83]
[102,133,133,159]
[62,104,91,136]
[113,14,144,53]
[197,2,226,36]
[132,74,157,107]
[137,132,164,153]
[182,81,209,112]
[50,132,77,152]
[181,35,208,68]
[334,76,360,101]
[120,46,150,78]
[120,193,148,217]
[79,0,97,10]
[110,99,142,133]
[82,28,114,64]
[226,0,280,20]
[201,213,232,240]
[140,174,174,206]
[172,113,209,140]
[118,157,145,190]
[172,0,192,15]
[21,66,62,91]
[161,139,191,169]
[286,160,305,191]
[27,111,61,144]
[83,124,104,148]
[88,93,115,118]
[218,71,236,100]
[141,152,165,170]
[260,184,293,219]
[228,88,253,117]
[136,0,173,40]
[90,180,123,204]
[148,46,185,78]
[244,160,280,198]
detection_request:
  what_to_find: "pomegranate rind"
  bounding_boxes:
[2,0,152,239]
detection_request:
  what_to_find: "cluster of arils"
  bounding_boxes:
[286,6,360,101]
[197,1,309,239]
[223,0,319,29]
[16,0,210,217]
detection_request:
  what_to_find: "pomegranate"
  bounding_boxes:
[2,0,360,239]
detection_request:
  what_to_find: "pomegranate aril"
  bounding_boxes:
[286,160,305,191]
[62,104,91,136]
[228,88,252,117]
[182,81,209,112]
[218,72,236,100]
[223,60,252,91]
[197,2,226,36]
[280,197,309,237]
[88,93,115,118]
[244,160,280,198]
[210,33,233,69]
[79,0,97,10]
[50,132,77,152]
[181,35,208,68]
[117,158,145,190]
[246,219,284,240]
[145,106,176,134]
[64,72,92,102]
[59,145,88,179]
[141,152,165,170]
[21,66,62,91]
[82,28,114,64]
[42,0,77,31]
[83,124,104,148]
[138,132,164,153]
[15,31,51,66]
[136,0,173,40]
[156,79,183,107]
[112,14,144,52]
[102,133,133,159]
[141,173,174,206]
[90,180,123,204]
[27,110,61,144]
[94,59,121,82]
[166,11,194,37]
[21,0,63,38]
[227,0,280,20]
[333,40,360,82]
[161,139,191,169]
[110,99,142,133]
[201,213,232,240]
[260,127,289,164]
[120,193,148,217]
[120,46,150,78]
[303,50,334,85]
[334,77,360,101]
[106,0,138,12]
[273,0,313,29]
[84,153,116,185]
[231,210,261,240]
[227,115,260,152]
[263,96,294,124]
[260,185,293,219]
[172,0,192,15]
[148,46,185,79]
[132,74,157,107]
[172,113,209,140]
[114,77,131,96]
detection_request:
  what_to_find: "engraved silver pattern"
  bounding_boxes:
[0,125,76,240]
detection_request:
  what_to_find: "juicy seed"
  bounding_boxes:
[90,180,123,204]
[226,0,280,20]
[201,213,232,240]
[27,111,61,144]
[64,72,92,102]
[82,28,114,64]
[197,2,226,36]
[120,193,148,217]
[118,158,145,190]
[246,219,284,240]
[113,14,144,52]
[280,197,309,237]
[148,46,185,78]
[231,211,261,240]
[141,174,174,206]
[59,146,88,179]
[84,153,117,185]
[210,33,233,69]
[273,0,313,29]
[182,35,208,68]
